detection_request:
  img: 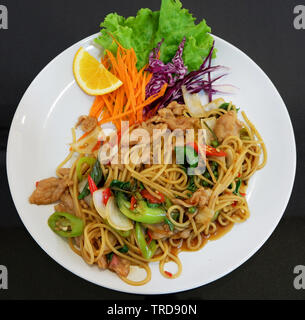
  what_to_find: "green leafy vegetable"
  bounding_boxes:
[233,178,242,196]
[95,9,160,70]
[219,102,240,113]
[155,0,214,71]
[110,180,132,195]
[78,160,103,200]
[203,120,219,147]
[106,252,114,262]
[118,245,129,253]
[146,201,161,208]
[95,0,214,71]
[164,217,174,232]
[187,175,198,192]
[188,206,197,214]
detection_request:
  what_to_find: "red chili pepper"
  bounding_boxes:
[240,192,246,197]
[232,201,237,207]
[237,173,241,178]
[102,188,112,206]
[117,130,122,144]
[91,141,101,152]
[140,190,165,204]
[88,175,98,195]
[164,271,173,278]
[155,191,165,203]
[130,196,137,210]
[146,230,153,245]
[186,142,227,157]
[35,181,39,187]
[204,145,227,157]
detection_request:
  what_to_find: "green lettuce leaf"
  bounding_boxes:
[95,0,214,71]
[155,0,214,71]
[95,9,159,69]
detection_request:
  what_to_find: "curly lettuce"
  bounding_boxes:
[95,0,214,71]
[95,9,160,70]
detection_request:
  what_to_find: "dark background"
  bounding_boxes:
[0,0,304,300]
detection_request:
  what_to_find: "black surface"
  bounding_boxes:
[0,0,304,300]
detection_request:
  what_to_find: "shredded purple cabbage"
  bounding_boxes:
[145,37,188,98]
[144,40,229,118]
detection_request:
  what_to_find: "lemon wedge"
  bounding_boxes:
[73,47,123,96]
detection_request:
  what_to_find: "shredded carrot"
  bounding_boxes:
[98,84,167,126]
[91,141,102,152]
[88,37,166,131]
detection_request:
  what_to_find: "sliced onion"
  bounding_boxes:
[182,86,206,118]
[201,117,217,145]
[78,179,87,194]
[78,178,92,206]
[203,98,225,112]
[106,197,133,231]
[92,188,108,219]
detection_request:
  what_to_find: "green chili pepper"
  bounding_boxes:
[78,159,103,200]
[48,212,84,238]
[76,157,96,182]
[110,180,131,192]
[116,192,166,224]
[135,222,157,259]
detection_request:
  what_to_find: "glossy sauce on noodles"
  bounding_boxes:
[170,222,234,256]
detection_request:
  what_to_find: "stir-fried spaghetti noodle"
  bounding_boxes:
[45,102,267,286]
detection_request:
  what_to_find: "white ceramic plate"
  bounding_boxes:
[7,34,296,294]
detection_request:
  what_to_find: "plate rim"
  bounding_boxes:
[6,33,297,295]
